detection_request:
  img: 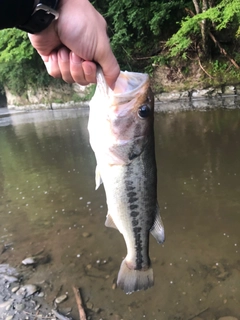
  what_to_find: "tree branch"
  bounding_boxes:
[72,286,87,320]
[185,8,240,69]
[198,58,215,79]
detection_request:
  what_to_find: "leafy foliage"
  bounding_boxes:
[93,0,187,70]
[0,29,34,63]
[0,29,63,95]
[167,0,240,58]
[0,0,240,96]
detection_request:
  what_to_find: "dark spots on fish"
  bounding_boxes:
[124,166,146,270]
[130,211,139,218]
[127,191,138,204]
[130,204,138,210]
[132,219,139,226]
[133,227,145,269]
[125,180,133,188]
[129,198,138,204]
[126,185,134,191]
[127,191,137,198]
[134,227,142,235]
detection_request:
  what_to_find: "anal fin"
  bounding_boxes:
[105,213,118,230]
[95,165,102,190]
[150,203,165,244]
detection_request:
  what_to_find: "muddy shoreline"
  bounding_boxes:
[0,261,75,320]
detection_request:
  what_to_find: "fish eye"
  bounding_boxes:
[138,104,151,119]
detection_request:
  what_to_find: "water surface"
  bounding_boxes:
[0,107,240,320]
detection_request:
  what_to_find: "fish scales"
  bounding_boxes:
[88,68,165,294]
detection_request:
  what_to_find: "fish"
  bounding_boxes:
[88,68,165,294]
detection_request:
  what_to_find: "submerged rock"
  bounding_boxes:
[17,284,39,297]
[22,254,51,266]
[15,303,25,311]
[2,274,19,283]
[11,285,20,293]
[82,232,91,238]
[55,294,68,304]
[22,257,36,265]
[0,299,13,310]
[0,264,18,276]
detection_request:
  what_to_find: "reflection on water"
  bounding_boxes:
[0,107,240,319]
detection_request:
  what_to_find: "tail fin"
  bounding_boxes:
[117,259,153,294]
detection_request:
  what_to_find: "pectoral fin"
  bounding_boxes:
[150,204,165,244]
[105,213,118,230]
[95,166,102,190]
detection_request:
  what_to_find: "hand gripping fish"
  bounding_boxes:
[88,68,165,294]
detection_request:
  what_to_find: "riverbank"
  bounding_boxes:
[4,90,240,113]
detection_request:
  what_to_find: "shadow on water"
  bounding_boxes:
[0,106,240,319]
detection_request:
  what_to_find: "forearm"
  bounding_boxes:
[0,0,34,29]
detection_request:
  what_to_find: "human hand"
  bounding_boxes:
[28,0,120,88]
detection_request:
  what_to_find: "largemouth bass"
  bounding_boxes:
[88,68,165,294]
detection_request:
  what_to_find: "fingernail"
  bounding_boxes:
[59,48,69,62]
[71,52,84,64]
[50,52,58,61]
[84,63,93,75]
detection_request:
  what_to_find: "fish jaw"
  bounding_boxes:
[88,70,154,167]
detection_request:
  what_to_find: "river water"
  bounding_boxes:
[0,104,240,320]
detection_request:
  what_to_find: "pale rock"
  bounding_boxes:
[11,285,20,293]
[22,257,36,265]
[0,299,13,310]
[2,274,18,283]
[86,302,93,309]
[55,294,68,304]
[17,284,39,297]
[82,232,91,238]
[223,86,236,95]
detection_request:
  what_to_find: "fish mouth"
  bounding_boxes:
[111,71,149,99]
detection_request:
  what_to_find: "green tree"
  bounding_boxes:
[167,0,240,66]
[0,29,60,95]
[93,0,187,70]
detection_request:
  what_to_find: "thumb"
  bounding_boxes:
[97,50,120,89]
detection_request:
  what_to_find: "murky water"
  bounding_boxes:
[0,106,240,320]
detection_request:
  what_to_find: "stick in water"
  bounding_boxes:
[72,286,87,320]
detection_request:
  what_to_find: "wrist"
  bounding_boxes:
[18,0,59,34]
